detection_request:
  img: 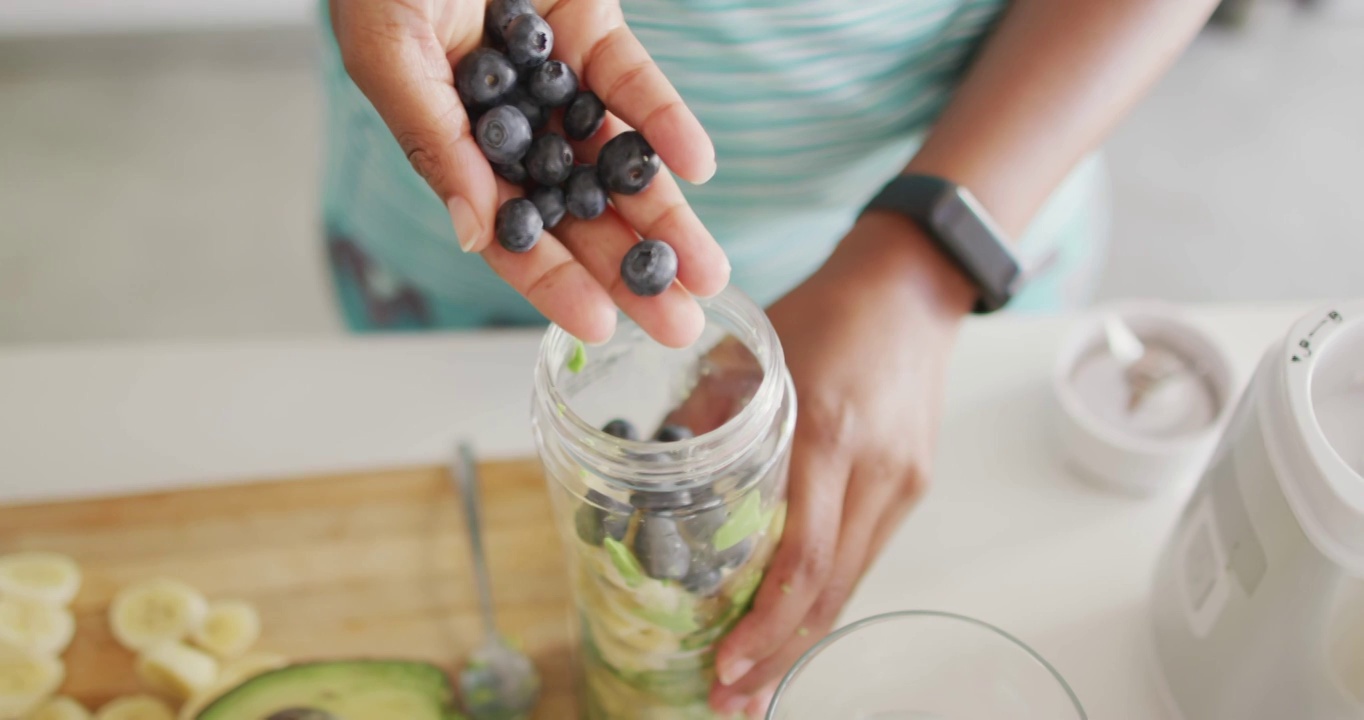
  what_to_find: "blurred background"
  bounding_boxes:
[0,0,1359,344]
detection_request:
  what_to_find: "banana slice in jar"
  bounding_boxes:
[135,642,218,700]
[0,597,76,657]
[108,579,208,652]
[188,601,260,660]
[24,695,92,720]
[94,695,174,720]
[0,553,82,607]
[0,646,65,720]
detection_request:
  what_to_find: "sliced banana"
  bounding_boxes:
[175,652,289,720]
[24,695,92,720]
[0,553,82,607]
[108,579,208,652]
[135,642,218,700]
[188,601,259,659]
[0,647,65,720]
[94,695,174,720]
[0,597,76,657]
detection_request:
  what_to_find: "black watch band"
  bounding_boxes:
[860,174,1021,314]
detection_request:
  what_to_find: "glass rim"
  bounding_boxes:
[765,610,1088,720]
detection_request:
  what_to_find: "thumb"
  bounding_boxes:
[332,3,498,253]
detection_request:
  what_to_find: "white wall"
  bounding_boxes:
[0,0,313,37]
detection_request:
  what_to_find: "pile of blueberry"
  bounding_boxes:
[457,0,679,297]
[574,419,755,597]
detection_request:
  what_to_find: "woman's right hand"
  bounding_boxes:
[331,0,727,347]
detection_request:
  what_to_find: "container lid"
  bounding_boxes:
[1266,300,1364,573]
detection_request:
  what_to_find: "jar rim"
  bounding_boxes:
[533,287,790,491]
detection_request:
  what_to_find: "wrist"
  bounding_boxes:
[832,210,978,326]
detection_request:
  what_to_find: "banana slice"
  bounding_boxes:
[25,695,92,720]
[0,597,76,658]
[0,647,65,720]
[188,601,259,659]
[135,642,218,700]
[175,651,289,720]
[94,695,174,720]
[108,579,208,652]
[0,553,82,607]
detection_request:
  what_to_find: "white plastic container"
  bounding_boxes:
[1150,300,1364,720]
[1052,302,1236,496]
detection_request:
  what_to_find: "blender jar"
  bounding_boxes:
[531,288,796,720]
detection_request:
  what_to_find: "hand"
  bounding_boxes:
[330,0,728,347]
[706,213,975,717]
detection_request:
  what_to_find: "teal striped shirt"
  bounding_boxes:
[320,0,1108,331]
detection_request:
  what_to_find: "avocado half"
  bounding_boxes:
[196,660,464,720]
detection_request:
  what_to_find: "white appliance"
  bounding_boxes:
[1151,300,1364,719]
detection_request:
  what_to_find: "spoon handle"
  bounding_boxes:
[453,441,499,641]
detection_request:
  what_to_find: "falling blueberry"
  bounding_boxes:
[475,105,533,165]
[528,186,567,229]
[598,131,661,195]
[524,133,574,186]
[620,239,678,296]
[454,48,518,108]
[495,198,542,253]
[493,160,528,184]
[563,91,606,141]
[633,516,691,581]
[602,419,639,441]
[527,60,578,107]
[504,14,553,69]
[485,0,535,40]
[654,424,693,442]
[505,86,549,132]
[564,165,608,220]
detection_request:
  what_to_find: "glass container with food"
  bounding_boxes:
[532,288,795,719]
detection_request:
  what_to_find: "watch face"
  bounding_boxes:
[931,187,1020,297]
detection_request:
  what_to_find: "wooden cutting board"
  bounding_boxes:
[0,460,579,718]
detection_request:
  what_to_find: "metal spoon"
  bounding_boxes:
[452,441,541,720]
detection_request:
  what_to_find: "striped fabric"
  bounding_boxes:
[319,0,1110,332]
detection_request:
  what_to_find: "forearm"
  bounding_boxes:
[907,0,1219,236]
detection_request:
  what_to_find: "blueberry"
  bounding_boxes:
[485,0,535,40]
[563,91,606,141]
[495,198,543,253]
[716,536,754,569]
[564,165,608,220]
[527,60,578,107]
[630,487,693,512]
[492,160,528,184]
[524,133,574,186]
[681,563,724,596]
[528,186,567,229]
[505,87,549,132]
[620,240,678,297]
[504,14,553,69]
[602,419,639,441]
[454,48,518,108]
[654,424,693,442]
[633,516,691,581]
[575,489,631,546]
[475,105,533,165]
[598,131,661,195]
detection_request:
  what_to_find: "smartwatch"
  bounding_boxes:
[861,174,1021,313]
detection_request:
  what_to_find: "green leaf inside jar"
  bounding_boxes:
[604,537,645,588]
[713,492,762,551]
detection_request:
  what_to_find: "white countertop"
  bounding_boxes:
[0,304,1314,718]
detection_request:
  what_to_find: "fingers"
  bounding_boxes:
[554,205,704,348]
[547,0,716,184]
[713,429,852,690]
[574,115,730,297]
[333,3,498,254]
[479,184,617,343]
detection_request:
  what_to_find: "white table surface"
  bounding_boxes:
[0,303,1316,718]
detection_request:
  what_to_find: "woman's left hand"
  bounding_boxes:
[706,212,976,717]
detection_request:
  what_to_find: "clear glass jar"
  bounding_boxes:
[531,288,796,720]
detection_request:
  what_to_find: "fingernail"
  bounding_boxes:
[695,155,717,184]
[449,197,481,252]
[719,658,754,686]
